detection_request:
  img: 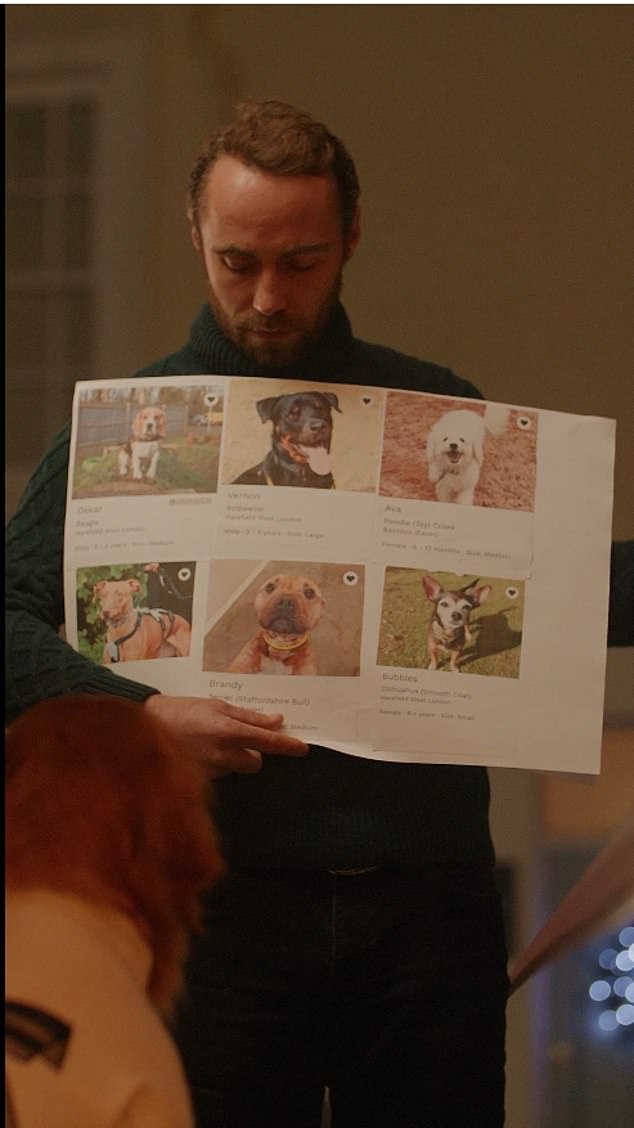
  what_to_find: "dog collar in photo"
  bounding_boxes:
[262,630,309,652]
[106,611,143,662]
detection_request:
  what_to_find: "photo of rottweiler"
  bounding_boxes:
[232,390,341,488]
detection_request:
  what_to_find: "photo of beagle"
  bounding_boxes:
[421,572,491,672]
[118,405,167,481]
[233,391,341,487]
[228,573,325,674]
[93,578,192,663]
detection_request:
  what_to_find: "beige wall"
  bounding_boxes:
[542,727,634,839]
[169,4,632,542]
[152,4,634,538]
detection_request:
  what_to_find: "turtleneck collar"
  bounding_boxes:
[189,301,355,380]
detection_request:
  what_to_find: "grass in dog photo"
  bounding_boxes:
[72,385,223,498]
[377,567,524,678]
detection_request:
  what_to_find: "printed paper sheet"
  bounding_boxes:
[63,374,615,773]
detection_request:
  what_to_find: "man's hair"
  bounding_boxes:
[187,99,360,238]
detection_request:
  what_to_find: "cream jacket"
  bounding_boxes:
[6,890,193,1128]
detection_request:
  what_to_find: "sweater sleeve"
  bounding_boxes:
[5,427,159,724]
[607,540,634,647]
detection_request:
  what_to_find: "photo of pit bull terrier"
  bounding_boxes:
[228,573,325,674]
[232,391,341,487]
[93,578,192,664]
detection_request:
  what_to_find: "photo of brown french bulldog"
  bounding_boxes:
[228,573,325,674]
[232,391,341,487]
[422,572,492,672]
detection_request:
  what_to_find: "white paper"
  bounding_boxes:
[63,374,615,773]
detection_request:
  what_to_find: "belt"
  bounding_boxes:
[328,866,379,876]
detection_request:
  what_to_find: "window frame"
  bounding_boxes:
[6,30,150,515]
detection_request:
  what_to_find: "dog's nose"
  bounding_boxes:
[451,611,464,623]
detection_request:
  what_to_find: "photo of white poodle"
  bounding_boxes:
[380,392,537,511]
[425,404,510,505]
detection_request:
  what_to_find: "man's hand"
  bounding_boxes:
[144,694,309,777]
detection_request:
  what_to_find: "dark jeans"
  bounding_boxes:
[173,866,508,1128]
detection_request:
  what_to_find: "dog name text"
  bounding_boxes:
[384,504,402,513]
[382,672,417,683]
[78,505,102,514]
[208,679,243,691]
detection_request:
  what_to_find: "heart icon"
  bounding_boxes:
[343,572,359,586]
[517,416,531,430]
[506,587,519,599]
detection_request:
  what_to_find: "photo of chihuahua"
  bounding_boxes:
[377,567,524,678]
[421,572,492,672]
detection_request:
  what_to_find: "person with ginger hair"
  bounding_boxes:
[6,694,225,1128]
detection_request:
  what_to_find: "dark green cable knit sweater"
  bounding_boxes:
[6,302,497,871]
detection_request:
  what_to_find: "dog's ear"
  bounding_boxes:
[425,429,441,479]
[471,434,484,465]
[422,573,442,601]
[157,410,167,438]
[475,584,492,606]
[256,397,282,423]
[464,582,491,607]
[460,578,481,595]
[322,393,342,414]
[128,578,142,593]
[93,581,106,599]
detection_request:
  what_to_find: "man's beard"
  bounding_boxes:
[207,273,342,369]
